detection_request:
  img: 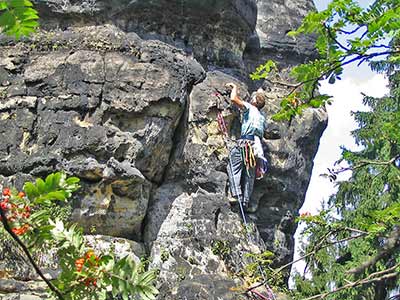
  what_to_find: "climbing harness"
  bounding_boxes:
[237,140,256,177]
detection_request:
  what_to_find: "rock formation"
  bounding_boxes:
[0,0,327,299]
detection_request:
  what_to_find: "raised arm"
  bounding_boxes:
[225,82,246,110]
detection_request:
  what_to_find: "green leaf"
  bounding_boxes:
[24,182,39,199]
[0,11,15,27]
[46,191,67,201]
[36,178,46,194]
[0,2,8,10]
[139,271,157,286]
[45,173,56,190]
[66,177,80,185]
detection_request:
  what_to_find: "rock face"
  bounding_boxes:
[0,0,327,299]
[35,0,257,69]
[146,188,264,300]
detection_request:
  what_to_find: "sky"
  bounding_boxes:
[291,0,390,281]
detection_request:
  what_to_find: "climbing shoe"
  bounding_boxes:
[228,196,238,204]
[241,201,249,210]
[245,204,257,213]
[242,201,257,213]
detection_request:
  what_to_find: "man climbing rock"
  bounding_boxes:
[225,82,267,213]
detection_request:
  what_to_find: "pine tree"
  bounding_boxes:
[292,44,400,300]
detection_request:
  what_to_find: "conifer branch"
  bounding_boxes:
[246,232,367,293]
[301,264,400,300]
[323,155,400,179]
[347,227,400,275]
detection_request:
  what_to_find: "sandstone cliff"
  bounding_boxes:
[0,1,327,299]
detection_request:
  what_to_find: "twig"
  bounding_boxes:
[347,227,400,275]
[370,44,392,50]
[325,24,351,52]
[343,227,369,235]
[301,264,400,300]
[359,28,369,40]
[265,78,300,88]
[277,50,399,107]
[337,25,366,35]
[246,232,366,293]
[0,207,65,300]
[324,155,400,177]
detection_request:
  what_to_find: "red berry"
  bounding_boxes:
[85,250,95,260]
[0,201,8,210]
[2,188,11,196]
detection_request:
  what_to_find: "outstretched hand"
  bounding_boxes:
[225,82,237,90]
[225,82,238,100]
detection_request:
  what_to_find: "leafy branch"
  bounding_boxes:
[251,0,400,121]
[247,201,399,296]
[0,0,39,38]
[0,205,65,299]
[246,224,369,294]
[0,173,159,300]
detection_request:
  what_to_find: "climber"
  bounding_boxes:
[225,82,267,213]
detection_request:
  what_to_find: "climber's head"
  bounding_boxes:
[250,90,266,109]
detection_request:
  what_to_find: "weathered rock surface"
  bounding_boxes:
[244,0,317,89]
[0,24,204,240]
[254,0,316,59]
[0,0,327,299]
[147,188,262,300]
[34,0,257,69]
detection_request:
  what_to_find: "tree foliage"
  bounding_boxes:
[291,37,400,300]
[0,0,39,38]
[0,173,159,300]
[251,0,400,121]
[250,1,400,299]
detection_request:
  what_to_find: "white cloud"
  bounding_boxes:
[291,73,389,282]
[302,74,388,214]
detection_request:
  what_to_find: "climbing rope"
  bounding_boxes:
[238,203,277,300]
[226,144,275,300]
[225,140,276,300]
[176,0,190,104]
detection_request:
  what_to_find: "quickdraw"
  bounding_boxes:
[213,88,231,144]
[247,142,256,168]
[242,141,256,174]
[217,111,228,137]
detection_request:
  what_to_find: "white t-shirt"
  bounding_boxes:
[241,102,265,138]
